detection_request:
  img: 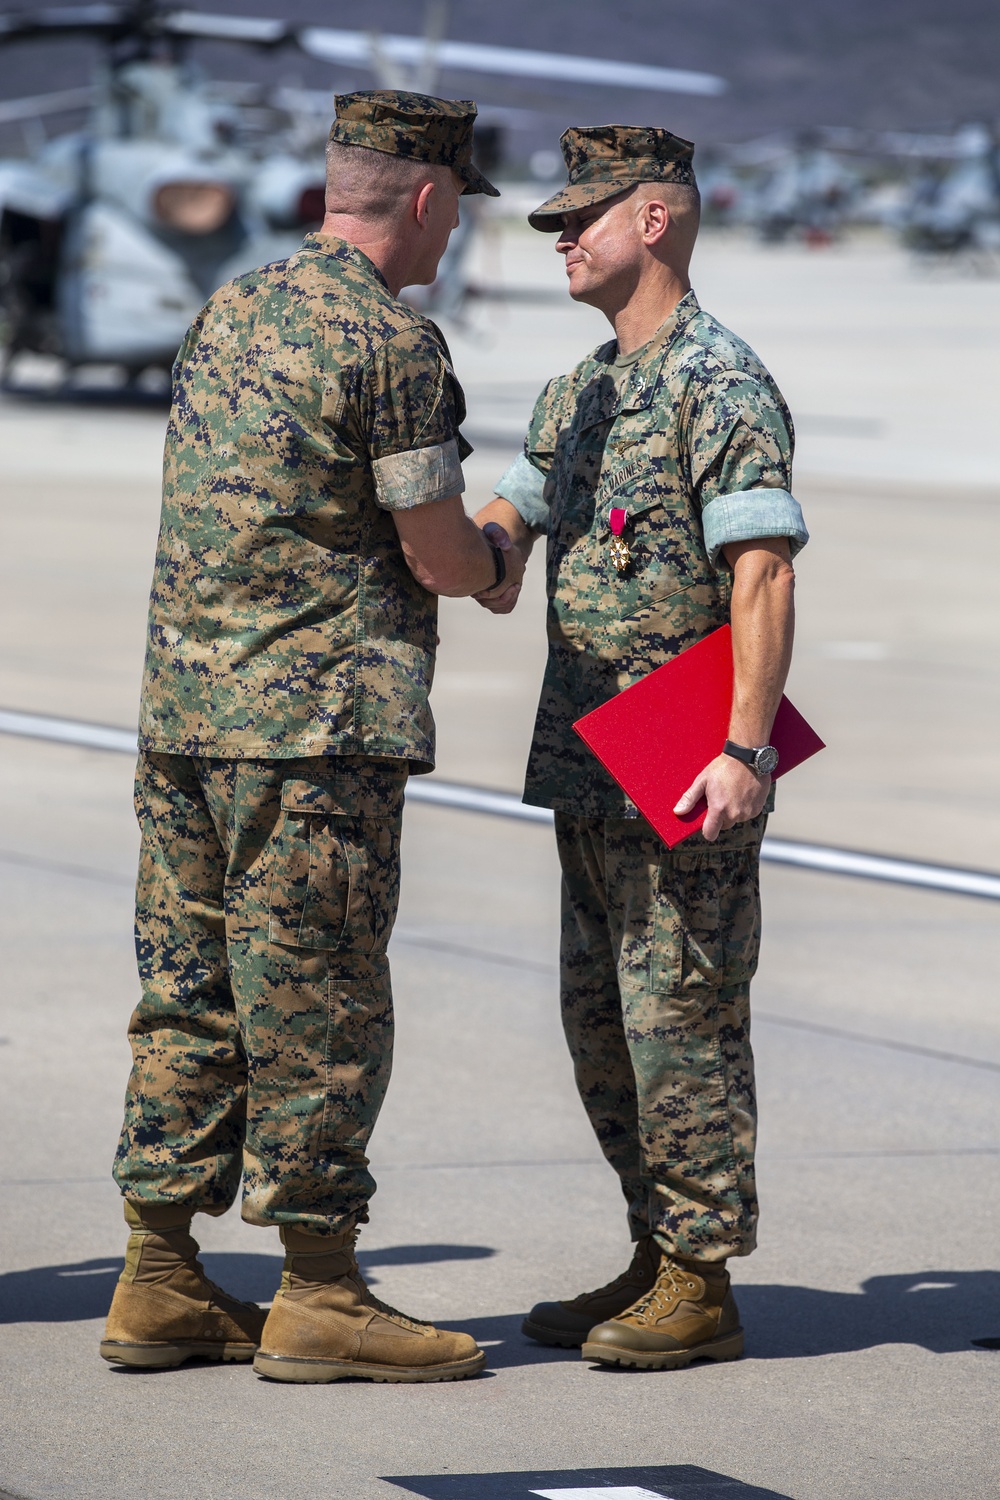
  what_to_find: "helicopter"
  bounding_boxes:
[735,131,860,247]
[734,121,1000,265]
[892,124,1000,263]
[0,2,726,388]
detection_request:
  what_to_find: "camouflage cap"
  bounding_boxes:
[330,90,500,197]
[528,124,695,231]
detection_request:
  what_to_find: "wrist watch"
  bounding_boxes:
[723,739,779,776]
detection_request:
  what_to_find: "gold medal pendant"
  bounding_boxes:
[609,534,631,573]
[608,506,631,574]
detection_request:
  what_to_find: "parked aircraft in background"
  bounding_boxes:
[749,138,859,246]
[0,2,725,387]
[891,124,1000,261]
[697,124,1000,266]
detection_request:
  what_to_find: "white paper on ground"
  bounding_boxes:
[530,1488,675,1500]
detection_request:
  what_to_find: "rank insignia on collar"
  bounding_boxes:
[608,506,631,573]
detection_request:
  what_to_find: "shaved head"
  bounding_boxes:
[320,139,465,295]
[631,181,701,268]
[324,139,458,224]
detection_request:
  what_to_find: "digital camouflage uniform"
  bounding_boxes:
[115,92,498,1235]
[497,126,808,1263]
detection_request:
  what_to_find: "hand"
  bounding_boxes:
[476,580,522,614]
[474,521,525,614]
[674,754,770,843]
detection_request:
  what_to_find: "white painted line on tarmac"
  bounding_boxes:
[0,707,137,755]
[3,705,1000,901]
[405,777,553,824]
[759,835,1000,900]
[409,782,1000,898]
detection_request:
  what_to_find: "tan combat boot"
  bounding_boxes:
[100,1202,266,1369]
[581,1253,743,1369]
[522,1235,661,1348]
[254,1225,486,1384]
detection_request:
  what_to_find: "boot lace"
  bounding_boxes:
[624,1259,701,1325]
[363,1289,433,1332]
[350,1234,433,1330]
[187,1252,256,1310]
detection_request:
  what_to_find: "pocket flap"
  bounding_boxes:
[280,778,362,817]
[597,477,664,530]
[280,767,406,820]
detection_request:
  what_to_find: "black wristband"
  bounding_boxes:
[486,540,506,592]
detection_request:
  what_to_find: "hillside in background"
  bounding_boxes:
[0,0,998,158]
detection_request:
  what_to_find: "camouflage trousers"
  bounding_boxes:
[113,752,407,1233]
[555,811,765,1263]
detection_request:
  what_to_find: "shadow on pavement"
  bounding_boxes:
[462,1270,1000,1369]
[0,1243,496,1323]
[1,1257,996,1362]
[442,1313,578,1368]
[737,1270,1000,1359]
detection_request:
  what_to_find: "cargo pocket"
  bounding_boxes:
[267,777,397,953]
[649,846,761,995]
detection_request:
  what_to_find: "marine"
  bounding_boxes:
[474,123,808,1368]
[101,90,522,1385]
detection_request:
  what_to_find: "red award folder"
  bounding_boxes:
[573,625,825,848]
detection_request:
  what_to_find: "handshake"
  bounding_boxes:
[392,494,536,613]
[472,503,536,616]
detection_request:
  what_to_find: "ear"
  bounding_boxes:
[414,179,436,228]
[639,198,670,248]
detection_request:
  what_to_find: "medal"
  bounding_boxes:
[608,506,631,573]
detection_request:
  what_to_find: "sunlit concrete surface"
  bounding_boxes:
[0,224,997,1499]
[462,216,1000,488]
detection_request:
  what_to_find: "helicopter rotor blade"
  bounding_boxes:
[0,8,726,98]
[0,6,130,43]
[298,27,726,97]
[0,6,293,49]
[163,11,289,45]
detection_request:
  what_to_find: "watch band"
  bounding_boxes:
[723,739,757,768]
[723,739,779,776]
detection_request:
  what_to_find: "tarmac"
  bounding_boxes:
[0,222,997,1500]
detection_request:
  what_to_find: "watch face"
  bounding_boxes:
[755,745,779,776]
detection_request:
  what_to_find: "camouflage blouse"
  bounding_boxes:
[495,291,807,814]
[138,234,470,770]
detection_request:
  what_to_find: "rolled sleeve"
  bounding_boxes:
[688,368,795,523]
[372,438,465,511]
[357,322,470,508]
[701,487,809,565]
[494,451,550,532]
